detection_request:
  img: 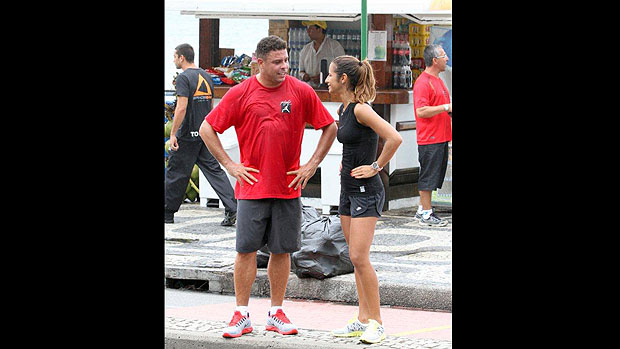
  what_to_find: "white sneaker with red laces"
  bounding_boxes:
[222,311,253,338]
[265,309,298,335]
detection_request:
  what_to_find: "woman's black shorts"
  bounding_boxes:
[338,190,385,218]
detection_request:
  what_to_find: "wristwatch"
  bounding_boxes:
[371,161,383,172]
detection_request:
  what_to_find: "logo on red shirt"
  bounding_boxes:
[280,100,291,113]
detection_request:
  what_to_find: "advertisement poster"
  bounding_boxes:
[367,30,387,61]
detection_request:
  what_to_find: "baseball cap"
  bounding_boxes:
[302,20,327,30]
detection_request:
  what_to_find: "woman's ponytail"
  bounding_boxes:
[332,55,377,104]
[354,59,376,104]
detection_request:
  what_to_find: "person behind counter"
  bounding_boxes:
[299,20,345,87]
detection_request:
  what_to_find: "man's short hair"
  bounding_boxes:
[255,35,287,59]
[423,44,442,68]
[175,43,195,63]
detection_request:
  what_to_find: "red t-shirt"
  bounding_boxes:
[206,75,335,199]
[413,71,452,145]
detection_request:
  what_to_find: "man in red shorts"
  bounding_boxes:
[413,44,452,227]
[199,35,337,338]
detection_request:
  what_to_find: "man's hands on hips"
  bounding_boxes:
[225,163,259,187]
[287,162,318,190]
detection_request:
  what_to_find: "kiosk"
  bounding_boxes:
[172,0,452,213]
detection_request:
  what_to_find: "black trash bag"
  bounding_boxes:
[292,206,354,279]
[256,244,295,269]
[256,244,270,268]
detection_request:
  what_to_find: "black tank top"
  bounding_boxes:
[337,102,383,195]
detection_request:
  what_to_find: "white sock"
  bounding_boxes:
[235,306,248,316]
[269,306,282,315]
[421,209,433,219]
[417,205,424,214]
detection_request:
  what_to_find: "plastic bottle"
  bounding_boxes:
[404,65,412,89]
[393,45,400,67]
[393,66,400,89]
[251,52,259,76]
[288,28,293,50]
[404,37,411,67]
[346,30,352,52]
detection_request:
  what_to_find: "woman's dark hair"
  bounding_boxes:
[175,43,195,63]
[331,55,376,104]
[256,35,287,59]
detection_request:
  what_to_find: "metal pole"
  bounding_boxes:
[361,0,367,60]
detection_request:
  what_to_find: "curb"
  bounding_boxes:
[165,266,452,311]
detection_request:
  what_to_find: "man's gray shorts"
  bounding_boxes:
[418,142,449,191]
[236,198,302,254]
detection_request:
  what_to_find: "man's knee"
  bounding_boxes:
[237,251,256,259]
[235,251,255,264]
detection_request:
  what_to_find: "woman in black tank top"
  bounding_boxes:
[325,56,402,344]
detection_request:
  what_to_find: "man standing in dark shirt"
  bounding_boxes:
[165,43,237,225]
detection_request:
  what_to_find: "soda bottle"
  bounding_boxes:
[393,45,399,66]
[393,66,400,88]
[405,65,412,89]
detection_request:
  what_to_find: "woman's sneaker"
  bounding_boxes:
[222,311,253,338]
[419,212,448,227]
[265,309,298,335]
[331,317,368,337]
[359,319,386,344]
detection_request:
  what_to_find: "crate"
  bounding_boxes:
[411,34,431,48]
[409,23,431,36]
[269,28,288,42]
[270,20,289,29]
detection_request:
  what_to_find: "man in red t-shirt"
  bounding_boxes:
[413,44,452,227]
[199,35,337,338]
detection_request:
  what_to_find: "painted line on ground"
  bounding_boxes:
[391,325,451,336]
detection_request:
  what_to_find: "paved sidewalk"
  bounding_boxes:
[166,319,452,349]
[165,203,452,348]
[165,203,452,311]
[165,290,452,348]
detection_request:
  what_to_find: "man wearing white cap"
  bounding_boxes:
[299,21,345,88]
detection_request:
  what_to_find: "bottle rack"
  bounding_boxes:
[288,27,362,80]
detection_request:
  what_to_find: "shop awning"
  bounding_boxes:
[171,0,451,25]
